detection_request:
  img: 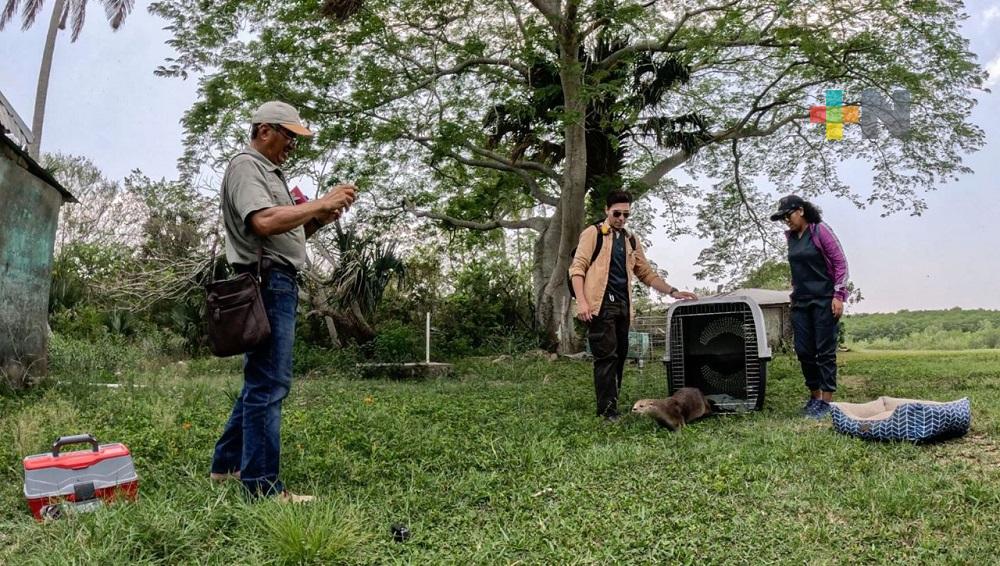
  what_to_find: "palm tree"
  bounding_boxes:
[303,222,406,347]
[0,0,134,159]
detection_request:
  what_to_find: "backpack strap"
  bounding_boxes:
[589,222,605,262]
[590,223,638,261]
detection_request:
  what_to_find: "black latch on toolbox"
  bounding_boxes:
[73,482,96,501]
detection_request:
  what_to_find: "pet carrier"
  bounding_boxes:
[663,296,771,412]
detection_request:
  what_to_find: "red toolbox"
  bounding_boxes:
[23,434,139,521]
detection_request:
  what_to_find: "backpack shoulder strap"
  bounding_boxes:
[590,222,605,262]
[619,228,637,251]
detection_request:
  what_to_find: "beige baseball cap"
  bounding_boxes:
[251,101,314,137]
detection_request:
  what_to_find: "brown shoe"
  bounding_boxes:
[278,491,315,503]
[209,471,241,482]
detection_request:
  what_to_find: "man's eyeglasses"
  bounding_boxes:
[612,210,630,219]
[269,124,298,148]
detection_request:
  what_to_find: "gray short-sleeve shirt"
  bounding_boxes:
[222,147,306,270]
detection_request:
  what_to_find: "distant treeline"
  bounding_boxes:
[845,309,1000,350]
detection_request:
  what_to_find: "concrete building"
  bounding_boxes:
[1,100,76,386]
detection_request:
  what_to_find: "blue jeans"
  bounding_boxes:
[791,298,839,393]
[211,270,297,497]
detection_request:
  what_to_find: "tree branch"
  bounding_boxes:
[405,200,549,232]
[407,134,561,206]
[527,0,561,30]
[730,139,771,251]
[637,113,805,188]
[597,1,743,69]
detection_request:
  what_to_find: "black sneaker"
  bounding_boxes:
[802,398,819,416]
[806,400,832,420]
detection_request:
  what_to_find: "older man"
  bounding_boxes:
[210,101,356,501]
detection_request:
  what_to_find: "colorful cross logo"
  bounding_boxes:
[809,88,911,141]
[810,89,859,140]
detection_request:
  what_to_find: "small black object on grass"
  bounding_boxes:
[391,523,411,543]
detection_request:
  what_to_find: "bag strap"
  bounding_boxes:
[255,247,263,282]
[589,223,637,261]
[208,231,219,284]
[589,222,605,263]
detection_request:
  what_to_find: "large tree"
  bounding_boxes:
[150,0,985,352]
[1,0,135,159]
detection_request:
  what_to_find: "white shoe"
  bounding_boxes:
[278,491,315,503]
[209,471,241,482]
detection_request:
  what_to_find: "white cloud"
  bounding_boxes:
[985,53,1000,88]
[985,5,1000,24]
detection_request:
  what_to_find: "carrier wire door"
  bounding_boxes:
[663,297,772,412]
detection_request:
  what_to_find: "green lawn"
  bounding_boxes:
[2,350,998,564]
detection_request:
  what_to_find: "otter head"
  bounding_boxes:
[631,399,658,415]
[633,399,684,430]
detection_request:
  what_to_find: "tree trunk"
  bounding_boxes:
[535,7,589,354]
[303,283,342,348]
[533,206,582,353]
[28,0,66,160]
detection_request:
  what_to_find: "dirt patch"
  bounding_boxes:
[837,374,871,392]
[930,432,1000,469]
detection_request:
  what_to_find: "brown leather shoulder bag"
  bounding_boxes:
[205,248,271,357]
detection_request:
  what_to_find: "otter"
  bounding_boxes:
[631,387,713,430]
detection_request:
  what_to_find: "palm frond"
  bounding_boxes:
[327,227,405,318]
[19,0,44,30]
[101,0,131,30]
[56,0,66,30]
[69,0,87,41]
[0,0,21,30]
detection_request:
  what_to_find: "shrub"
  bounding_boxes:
[47,333,145,381]
[367,320,423,363]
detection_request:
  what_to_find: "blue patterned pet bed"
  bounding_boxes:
[831,397,971,442]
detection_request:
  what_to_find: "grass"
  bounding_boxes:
[1,349,999,564]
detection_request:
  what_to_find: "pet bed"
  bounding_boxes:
[831,397,970,442]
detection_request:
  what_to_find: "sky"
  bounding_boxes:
[1,2,998,314]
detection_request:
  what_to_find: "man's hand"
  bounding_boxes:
[319,184,357,213]
[576,301,593,323]
[315,209,342,226]
[832,297,844,319]
[671,290,698,301]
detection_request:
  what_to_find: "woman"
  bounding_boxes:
[769,195,849,419]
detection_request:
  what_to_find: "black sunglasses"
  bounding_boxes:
[612,210,630,219]
[268,123,298,147]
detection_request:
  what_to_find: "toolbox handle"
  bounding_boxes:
[51,434,99,457]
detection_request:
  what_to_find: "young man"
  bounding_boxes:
[569,191,697,421]
[210,101,356,501]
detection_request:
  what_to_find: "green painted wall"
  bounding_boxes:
[0,144,63,378]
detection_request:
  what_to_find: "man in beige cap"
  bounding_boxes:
[210,101,356,502]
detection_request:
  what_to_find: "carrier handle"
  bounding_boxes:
[51,434,99,457]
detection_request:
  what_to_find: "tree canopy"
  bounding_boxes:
[149,0,986,351]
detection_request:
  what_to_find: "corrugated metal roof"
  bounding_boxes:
[0,134,77,203]
[0,90,33,148]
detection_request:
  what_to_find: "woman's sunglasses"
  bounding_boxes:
[612,210,630,219]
